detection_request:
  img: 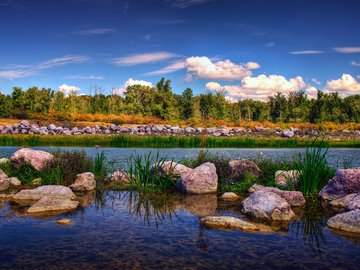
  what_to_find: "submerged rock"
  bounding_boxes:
[200,216,259,232]
[70,172,96,191]
[12,185,76,200]
[57,219,72,225]
[327,210,360,234]
[158,161,192,178]
[275,170,300,187]
[178,162,218,194]
[242,189,296,221]
[27,196,79,214]
[10,148,54,171]
[220,192,240,200]
[228,159,261,181]
[319,168,360,202]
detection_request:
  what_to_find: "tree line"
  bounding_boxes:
[0,78,359,123]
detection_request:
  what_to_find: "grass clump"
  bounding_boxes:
[127,152,176,191]
[294,138,335,196]
[93,151,108,181]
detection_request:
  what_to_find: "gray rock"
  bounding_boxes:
[11,148,54,171]
[228,159,261,180]
[7,177,21,186]
[200,216,259,231]
[283,130,295,138]
[347,193,360,211]
[327,210,360,234]
[0,178,10,191]
[12,185,76,200]
[69,172,96,191]
[27,196,79,214]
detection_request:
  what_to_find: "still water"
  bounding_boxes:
[0,190,359,269]
[1,146,360,169]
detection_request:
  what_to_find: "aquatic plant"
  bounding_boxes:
[93,150,108,181]
[294,138,336,196]
[127,152,176,191]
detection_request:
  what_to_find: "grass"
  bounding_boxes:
[93,151,108,181]
[294,138,336,196]
[127,152,176,191]
[1,134,360,148]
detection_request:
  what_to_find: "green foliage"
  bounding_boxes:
[294,138,336,196]
[127,152,176,191]
[93,151,108,181]
[219,172,259,193]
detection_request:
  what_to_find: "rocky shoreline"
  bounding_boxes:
[1,120,360,139]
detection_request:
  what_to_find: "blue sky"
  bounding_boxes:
[0,0,360,100]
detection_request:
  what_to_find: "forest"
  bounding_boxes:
[0,78,359,124]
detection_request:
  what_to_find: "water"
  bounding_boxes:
[1,147,360,169]
[0,190,359,269]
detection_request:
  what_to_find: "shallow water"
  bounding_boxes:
[1,146,360,169]
[0,190,359,269]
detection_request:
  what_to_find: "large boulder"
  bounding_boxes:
[228,159,261,180]
[69,172,96,191]
[0,178,10,191]
[327,210,360,234]
[200,216,259,232]
[275,170,300,187]
[178,162,218,194]
[27,196,79,214]
[12,185,76,200]
[346,193,360,211]
[329,193,358,209]
[158,161,192,178]
[319,168,360,202]
[242,189,296,221]
[11,148,54,171]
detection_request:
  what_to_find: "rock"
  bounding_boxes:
[228,159,261,180]
[177,162,218,194]
[106,170,130,185]
[157,161,192,178]
[0,168,8,179]
[0,178,10,191]
[262,187,306,207]
[329,193,358,209]
[327,210,360,234]
[200,216,259,232]
[57,219,72,225]
[27,196,79,214]
[12,185,77,200]
[319,168,360,202]
[242,189,296,221]
[220,192,240,200]
[248,184,265,193]
[346,193,360,211]
[32,178,42,185]
[11,148,54,171]
[69,172,96,191]
[275,170,300,187]
[7,177,21,186]
[283,130,295,138]
[0,158,9,164]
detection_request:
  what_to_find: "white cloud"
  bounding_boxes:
[72,28,115,35]
[111,52,178,66]
[123,78,153,88]
[66,75,105,80]
[311,78,321,85]
[351,61,360,66]
[0,55,89,80]
[289,50,324,55]
[333,47,360,53]
[143,60,185,76]
[324,74,360,97]
[58,84,81,95]
[166,0,215,9]
[185,56,256,81]
[206,74,309,101]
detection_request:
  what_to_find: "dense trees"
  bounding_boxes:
[0,77,359,124]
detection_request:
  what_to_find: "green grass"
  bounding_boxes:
[93,150,108,181]
[0,134,360,148]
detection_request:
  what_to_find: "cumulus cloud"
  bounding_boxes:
[324,74,360,97]
[0,55,89,80]
[123,78,153,88]
[143,60,185,76]
[111,52,178,66]
[351,61,360,66]
[289,50,324,55]
[333,47,360,53]
[58,84,81,95]
[185,56,257,81]
[206,74,310,101]
[72,28,116,35]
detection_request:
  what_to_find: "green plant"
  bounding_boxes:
[294,138,336,196]
[40,165,64,185]
[219,172,259,193]
[93,150,107,181]
[127,152,176,191]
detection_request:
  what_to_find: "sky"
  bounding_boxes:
[0,0,360,101]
